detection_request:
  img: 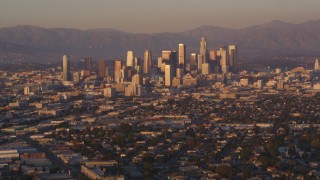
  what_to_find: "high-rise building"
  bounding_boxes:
[277,80,284,90]
[190,53,197,66]
[103,87,116,98]
[200,37,207,63]
[209,50,217,62]
[171,51,177,68]
[202,63,210,75]
[63,55,72,81]
[165,65,173,87]
[98,60,107,78]
[143,50,152,74]
[73,72,80,82]
[120,65,130,82]
[219,47,228,74]
[315,58,319,71]
[157,57,165,72]
[228,45,237,69]
[84,57,93,71]
[126,51,134,67]
[158,57,163,68]
[176,68,183,79]
[24,86,30,95]
[134,57,140,68]
[178,44,186,70]
[198,54,204,72]
[162,51,177,65]
[132,73,142,85]
[162,51,172,61]
[113,59,122,83]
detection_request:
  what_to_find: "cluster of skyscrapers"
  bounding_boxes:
[62,37,237,88]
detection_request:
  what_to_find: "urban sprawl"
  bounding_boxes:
[0,37,320,179]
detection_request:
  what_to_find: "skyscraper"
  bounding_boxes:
[114,59,122,83]
[126,51,134,67]
[98,60,107,78]
[134,57,140,68]
[315,59,319,71]
[178,44,186,70]
[200,37,207,63]
[219,47,228,74]
[228,45,237,70]
[63,55,72,81]
[143,50,152,74]
[190,53,197,66]
[202,63,210,75]
[209,50,217,62]
[165,65,173,87]
[132,73,142,85]
[190,53,197,72]
[162,51,177,65]
[84,57,93,71]
[198,54,203,72]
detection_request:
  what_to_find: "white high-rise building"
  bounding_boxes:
[63,55,72,81]
[126,51,134,67]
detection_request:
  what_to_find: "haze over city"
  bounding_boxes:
[1,0,320,32]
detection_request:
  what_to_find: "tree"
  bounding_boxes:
[240,147,253,161]
[143,162,154,177]
[215,165,234,178]
[311,139,320,149]
[119,123,132,134]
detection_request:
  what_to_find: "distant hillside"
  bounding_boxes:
[0,20,320,63]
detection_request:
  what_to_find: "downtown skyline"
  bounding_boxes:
[1,1,320,179]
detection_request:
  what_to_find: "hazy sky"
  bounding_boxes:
[1,0,320,33]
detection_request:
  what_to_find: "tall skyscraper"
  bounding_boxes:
[190,53,197,72]
[63,55,72,81]
[202,63,210,75]
[176,68,183,79]
[200,37,207,63]
[315,59,319,71]
[84,57,93,71]
[143,50,152,74]
[134,57,140,68]
[98,60,107,78]
[114,59,122,83]
[219,47,228,74]
[162,51,172,60]
[209,50,217,62]
[190,53,197,66]
[198,54,204,72]
[162,51,177,65]
[126,51,134,67]
[178,44,186,70]
[228,45,237,70]
[157,57,162,67]
[165,65,173,87]
[132,73,142,85]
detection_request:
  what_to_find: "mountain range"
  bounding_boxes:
[0,20,320,63]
